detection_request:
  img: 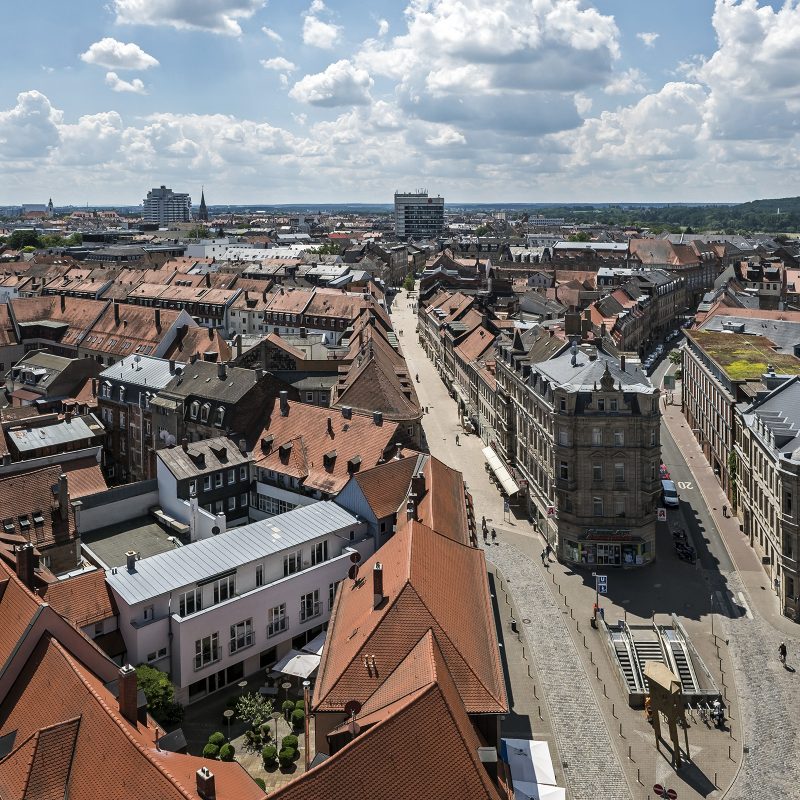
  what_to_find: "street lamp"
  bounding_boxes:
[223,708,234,741]
[302,680,311,770]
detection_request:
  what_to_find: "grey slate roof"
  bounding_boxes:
[742,377,800,462]
[534,346,654,393]
[160,361,260,402]
[100,354,184,389]
[7,414,104,452]
[157,436,251,480]
[105,501,362,604]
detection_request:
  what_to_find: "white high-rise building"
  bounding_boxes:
[142,185,191,224]
[394,190,444,240]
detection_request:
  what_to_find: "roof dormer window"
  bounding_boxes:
[190,400,200,420]
[200,403,211,423]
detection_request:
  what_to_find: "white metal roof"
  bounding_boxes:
[100,355,184,389]
[483,447,520,496]
[106,501,362,605]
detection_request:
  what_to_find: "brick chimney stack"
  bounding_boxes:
[196,767,216,800]
[118,664,138,725]
[58,473,69,521]
[15,542,37,590]
[373,562,384,610]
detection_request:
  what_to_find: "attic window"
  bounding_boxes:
[261,435,274,452]
[323,450,337,467]
[3,519,14,533]
[347,455,362,473]
[32,512,45,526]
[18,516,30,529]
[279,441,293,457]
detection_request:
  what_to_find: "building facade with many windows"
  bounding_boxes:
[105,501,370,705]
[496,334,661,567]
[394,191,444,240]
[142,185,191,224]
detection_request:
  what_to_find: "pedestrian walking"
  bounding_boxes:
[455,434,460,446]
[545,543,552,559]
[491,528,497,544]
[482,528,488,545]
[722,504,728,518]
[481,515,487,531]
[541,549,548,566]
[779,641,787,665]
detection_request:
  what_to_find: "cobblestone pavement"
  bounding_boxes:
[486,541,633,800]
[662,390,800,799]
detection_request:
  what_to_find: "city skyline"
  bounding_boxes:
[1,0,799,205]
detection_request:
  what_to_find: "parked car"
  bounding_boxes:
[662,479,680,508]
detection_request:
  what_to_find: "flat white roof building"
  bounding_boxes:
[106,500,371,703]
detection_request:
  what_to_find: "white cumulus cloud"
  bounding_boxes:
[377,18,389,36]
[261,57,296,72]
[105,72,147,94]
[290,60,373,107]
[113,0,263,36]
[604,68,646,95]
[0,90,62,159]
[637,32,659,47]
[303,15,342,49]
[80,38,159,70]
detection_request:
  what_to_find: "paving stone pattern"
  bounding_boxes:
[716,571,800,800]
[486,540,632,800]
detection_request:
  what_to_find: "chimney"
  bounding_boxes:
[15,542,36,590]
[169,359,176,374]
[255,367,264,379]
[60,294,66,312]
[181,437,188,452]
[373,410,383,426]
[620,354,626,372]
[217,362,227,381]
[205,272,211,288]
[411,471,426,501]
[113,302,120,325]
[58,473,69,521]
[154,308,162,331]
[238,438,247,455]
[196,767,216,800]
[406,492,417,521]
[236,334,242,358]
[208,327,214,340]
[91,378,98,397]
[373,562,384,609]
[279,390,289,416]
[477,747,499,785]
[327,417,333,436]
[118,664,138,725]
[190,353,198,364]
[125,550,138,573]
[300,327,307,338]
[65,409,72,423]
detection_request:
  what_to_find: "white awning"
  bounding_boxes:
[272,649,321,679]
[483,447,520,495]
[302,629,327,656]
[502,739,565,800]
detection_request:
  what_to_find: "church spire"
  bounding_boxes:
[198,186,208,222]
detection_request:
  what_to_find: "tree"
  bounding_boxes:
[402,272,415,291]
[307,241,342,256]
[668,350,682,366]
[474,225,490,237]
[135,664,183,724]
[8,230,40,249]
[186,225,209,239]
[235,692,274,731]
[567,232,591,242]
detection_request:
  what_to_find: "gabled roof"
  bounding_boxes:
[313,520,506,714]
[454,325,495,364]
[415,456,470,545]
[157,436,250,481]
[254,400,399,496]
[350,454,422,519]
[40,569,117,628]
[273,631,502,800]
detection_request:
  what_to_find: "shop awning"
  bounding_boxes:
[501,739,565,800]
[483,447,519,495]
[302,630,327,656]
[272,649,321,679]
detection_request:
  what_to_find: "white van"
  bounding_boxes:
[662,479,680,508]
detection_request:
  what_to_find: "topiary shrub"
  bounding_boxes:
[294,699,305,712]
[260,723,272,740]
[291,708,305,730]
[208,731,226,747]
[202,743,220,759]
[254,778,266,790]
[281,734,299,750]
[262,744,278,767]
[278,747,295,768]
[281,699,295,717]
[219,743,235,762]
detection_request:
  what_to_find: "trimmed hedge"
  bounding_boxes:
[281,699,295,716]
[202,743,220,759]
[219,743,235,762]
[294,699,305,712]
[278,747,296,768]
[262,745,278,766]
[208,732,226,747]
[281,734,299,750]
[291,709,305,729]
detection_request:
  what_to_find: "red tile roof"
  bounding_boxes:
[273,631,502,800]
[254,400,399,496]
[41,569,117,628]
[415,457,470,545]
[454,325,495,363]
[60,457,108,499]
[313,520,507,715]
[351,455,420,520]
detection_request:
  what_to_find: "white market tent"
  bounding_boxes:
[272,649,321,679]
[483,447,520,495]
[501,738,566,800]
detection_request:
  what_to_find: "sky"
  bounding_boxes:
[1,0,798,206]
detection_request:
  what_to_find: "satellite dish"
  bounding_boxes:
[349,552,361,564]
[348,564,359,581]
[344,700,362,718]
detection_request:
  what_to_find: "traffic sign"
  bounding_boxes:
[667,790,677,800]
[597,584,608,595]
[653,785,664,797]
[657,507,667,522]
[596,575,607,587]
[546,505,556,517]
[503,500,510,512]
